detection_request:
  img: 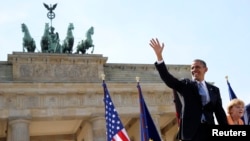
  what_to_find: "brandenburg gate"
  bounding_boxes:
[0,52,191,141]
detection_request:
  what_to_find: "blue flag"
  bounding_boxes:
[137,82,161,141]
[226,79,248,124]
[226,80,237,100]
[102,80,130,141]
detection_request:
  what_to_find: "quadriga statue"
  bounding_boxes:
[40,23,61,53]
[21,23,36,52]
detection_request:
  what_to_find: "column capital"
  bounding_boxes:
[9,119,30,125]
[8,109,31,121]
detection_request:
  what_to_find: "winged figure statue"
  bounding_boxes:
[43,3,57,13]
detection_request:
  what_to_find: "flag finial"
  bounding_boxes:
[136,76,140,82]
[101,74,105,80]
[225,75,228,80]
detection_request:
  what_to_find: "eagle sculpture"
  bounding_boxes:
[43,3,57,12]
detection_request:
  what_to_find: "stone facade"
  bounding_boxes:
[0,52,191,141]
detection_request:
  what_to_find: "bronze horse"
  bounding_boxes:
[75,26,94,54]
[40,23,50,53]
[61,23,74,53]
[21,23,36,52]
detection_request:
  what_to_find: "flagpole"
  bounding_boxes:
[136,76,140,83]
[136,76,149,141]
[136,76,147,141]
[225,75,228,81]
[101,74,105,84]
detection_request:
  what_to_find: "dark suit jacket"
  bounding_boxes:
[155,61,228,140]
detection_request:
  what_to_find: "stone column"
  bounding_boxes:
[7,123,11,141]
[8,109,31,141]
[90,117,106,141]
[9,119,30,141]
[76,121,93,141]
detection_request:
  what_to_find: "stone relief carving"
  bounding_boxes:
[82,94,103,106]
[22,96,40,108]
[44,96,58,107]
[0,93,173,109]
[18,64,99,81]
[4,96,17,109]
[62,96,80,107]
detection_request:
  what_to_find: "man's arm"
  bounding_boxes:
[214,87,228,125]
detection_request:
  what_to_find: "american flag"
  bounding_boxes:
[103,80,130,141]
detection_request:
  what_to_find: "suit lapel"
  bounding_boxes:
[205,82,214,103]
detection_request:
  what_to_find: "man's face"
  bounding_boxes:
[191,61,207,81]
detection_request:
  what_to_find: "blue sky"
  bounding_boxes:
[0,0,249,110]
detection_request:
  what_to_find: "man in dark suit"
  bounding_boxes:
[244,103,250,125]
[149,38,228,141]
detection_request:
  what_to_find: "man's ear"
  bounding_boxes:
[205,67,208,72]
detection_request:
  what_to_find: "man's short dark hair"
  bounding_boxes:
[193,59,207,67]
